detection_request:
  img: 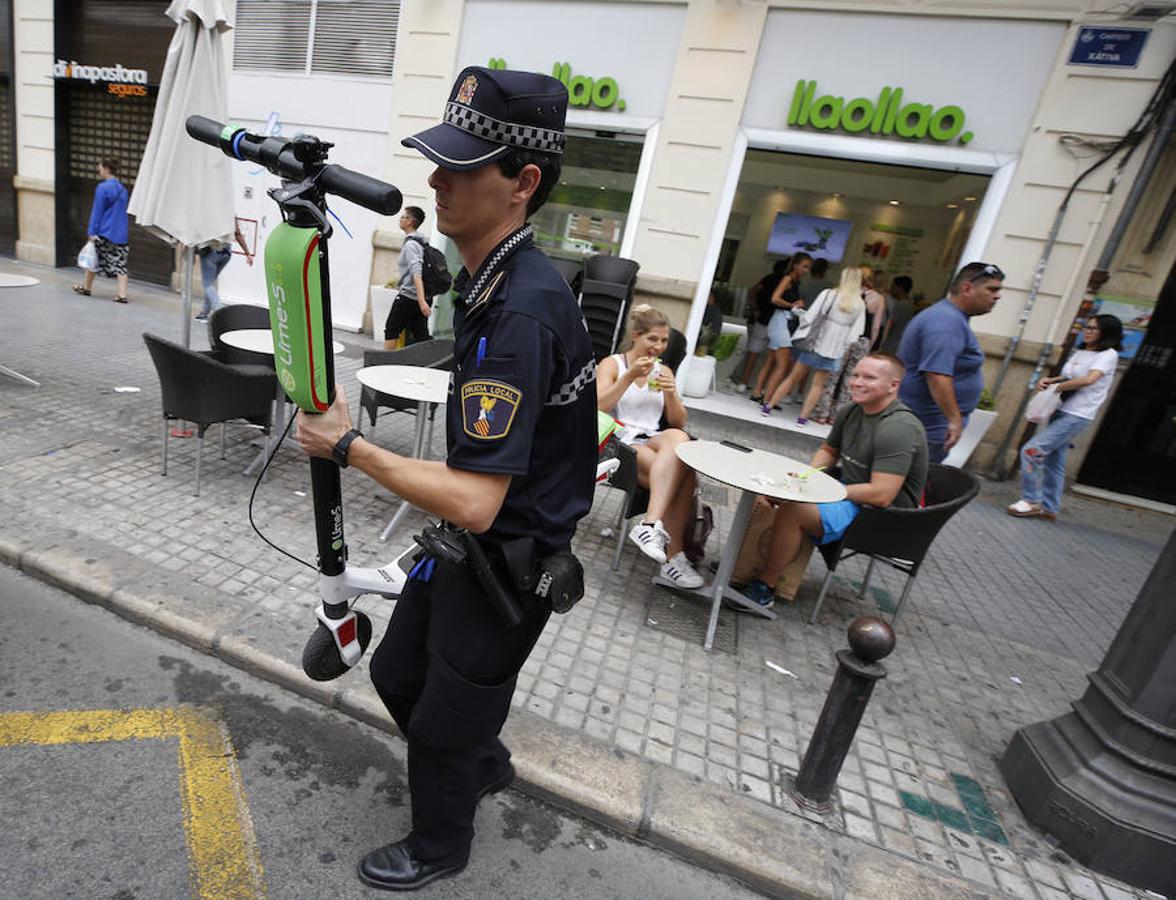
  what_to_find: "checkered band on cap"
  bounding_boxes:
[445,102,565,154]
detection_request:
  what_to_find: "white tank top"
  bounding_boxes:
[610,353,664,438]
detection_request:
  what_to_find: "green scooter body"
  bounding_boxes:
[264,222,331,413]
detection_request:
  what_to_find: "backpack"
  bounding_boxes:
[407,235,453,299]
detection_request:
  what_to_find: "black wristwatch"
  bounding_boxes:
[332,428,363,468]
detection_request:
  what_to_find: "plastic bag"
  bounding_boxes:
[77,240,98,272]
[1026,383,1061,424]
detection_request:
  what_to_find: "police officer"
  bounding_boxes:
[295,66,596,891]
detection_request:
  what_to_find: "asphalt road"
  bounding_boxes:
[0,564,763,899]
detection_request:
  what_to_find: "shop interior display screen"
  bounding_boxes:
[767,213,852,262]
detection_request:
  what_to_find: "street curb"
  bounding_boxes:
[3,546,992,899]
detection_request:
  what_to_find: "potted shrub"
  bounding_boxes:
[943,388,999,467]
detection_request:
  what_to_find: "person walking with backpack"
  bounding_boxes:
[384,205,440,347]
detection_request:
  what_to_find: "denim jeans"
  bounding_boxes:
[1020,410,1091,514]
[198,246,233,316]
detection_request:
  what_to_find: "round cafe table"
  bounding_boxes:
[220,328,346,475]
[355,364,452,541]
[670,439,847,651]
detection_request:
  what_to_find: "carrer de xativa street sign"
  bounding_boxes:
[1068,26,1150,69]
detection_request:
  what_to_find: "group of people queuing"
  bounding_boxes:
[606,260,1124,610]
[732,256,915,427]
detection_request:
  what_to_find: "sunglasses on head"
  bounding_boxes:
[968,263,1005,283]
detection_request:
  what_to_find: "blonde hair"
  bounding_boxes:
[835,267,865,314]
[628,303,668,338]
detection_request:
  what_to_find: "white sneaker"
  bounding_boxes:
[595,458,620,483]
[661,552,704,589]
[629,519,669,564]
[733,382,747,393]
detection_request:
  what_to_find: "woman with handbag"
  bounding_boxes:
[1008,314,1123,521]
[808,266,887,424]
[72,158,130,303]
[761,267,865,424]
[749,252,813,404]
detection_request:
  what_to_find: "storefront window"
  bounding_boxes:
[530,129,643,261]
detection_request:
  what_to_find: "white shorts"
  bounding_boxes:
[746,322,770,353]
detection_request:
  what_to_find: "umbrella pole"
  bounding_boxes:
[181,244,195,348]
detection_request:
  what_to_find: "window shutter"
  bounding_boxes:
[310,0,399,78]
[233,0,313,73]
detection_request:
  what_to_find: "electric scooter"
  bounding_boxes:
[186,115,414,682]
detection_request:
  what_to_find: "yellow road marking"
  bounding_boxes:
[0,707,266,900]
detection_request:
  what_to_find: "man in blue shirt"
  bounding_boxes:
[898,262,1003,462]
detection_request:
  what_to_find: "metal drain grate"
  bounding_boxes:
[643,590,737,653]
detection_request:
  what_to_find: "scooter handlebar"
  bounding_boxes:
[185,115,402,216]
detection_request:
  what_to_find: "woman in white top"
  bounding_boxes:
[1008,314,1123,521]
[808,266,887,424]
[761,266,865,424]
[597,305,703,587]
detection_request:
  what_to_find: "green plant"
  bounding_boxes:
[977,388,995,411]
[694,325,716,357]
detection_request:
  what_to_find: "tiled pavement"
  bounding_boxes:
[2,258,1172,899]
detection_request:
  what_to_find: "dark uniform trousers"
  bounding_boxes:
[369,555,550,865]
[383,293,431,345]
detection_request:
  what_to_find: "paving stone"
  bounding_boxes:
[4,267,1169,900]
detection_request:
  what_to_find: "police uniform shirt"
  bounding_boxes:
[446,225,596,555]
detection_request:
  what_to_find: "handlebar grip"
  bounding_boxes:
[186,115,226,148]
[320,166,402,217]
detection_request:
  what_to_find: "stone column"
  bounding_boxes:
[1000,527,1176,897]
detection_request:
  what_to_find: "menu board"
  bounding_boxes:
[859,223,925,274]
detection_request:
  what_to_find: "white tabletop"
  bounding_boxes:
[221,328,344,356]
[357,365,451,404]
[677,440,847,504]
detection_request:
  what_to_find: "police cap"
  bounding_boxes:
[402,65,568,171]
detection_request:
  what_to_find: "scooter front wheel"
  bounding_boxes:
[301,611,373,681]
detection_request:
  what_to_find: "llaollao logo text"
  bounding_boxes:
[788,79,974,145]
[488,58,626,112]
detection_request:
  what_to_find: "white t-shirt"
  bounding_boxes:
[1059,348,1118,419]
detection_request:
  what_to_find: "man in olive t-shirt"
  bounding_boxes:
[740,353,928,609]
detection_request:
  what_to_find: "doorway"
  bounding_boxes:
[1078,259,1176,505]
[703,149,990,428]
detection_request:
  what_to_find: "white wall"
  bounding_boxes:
[217,71,394,331]
[455,0,684,121]
[744,11,1066,157]
[13,0,54,179]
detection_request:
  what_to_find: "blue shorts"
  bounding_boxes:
[795,349,839,372]
[766,310,794,350]
[816,499,860,545]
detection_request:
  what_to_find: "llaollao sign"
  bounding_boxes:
[788,79,974,145]
[488,58,626,112]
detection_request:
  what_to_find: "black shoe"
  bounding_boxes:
[750,393,764,403]
[476,762,515,802]
[358,840,466,892]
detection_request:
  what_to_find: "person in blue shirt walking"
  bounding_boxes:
[897,262,1003,463]
[73,158,130,303]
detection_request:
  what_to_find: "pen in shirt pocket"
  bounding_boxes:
[476,336,487,368]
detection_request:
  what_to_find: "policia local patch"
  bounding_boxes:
[461,379,521,440]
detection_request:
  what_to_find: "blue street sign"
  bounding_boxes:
[1069,26,1150,68]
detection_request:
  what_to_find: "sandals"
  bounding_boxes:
[1007,499,1056,521]
[72,284,91,296]
[114,296,128,304]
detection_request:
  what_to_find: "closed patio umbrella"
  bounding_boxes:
[128,0,235,348]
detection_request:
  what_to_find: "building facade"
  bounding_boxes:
[8,0,1176,505]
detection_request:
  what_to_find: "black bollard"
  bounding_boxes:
[792,616,896,812]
